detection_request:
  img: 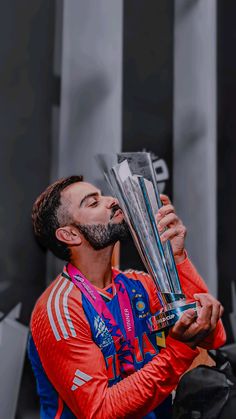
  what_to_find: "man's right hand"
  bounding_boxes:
[168,293,224,348]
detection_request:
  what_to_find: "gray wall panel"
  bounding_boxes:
[174,0,217,295]
[49,0,123,277]
[0,0,55,322]
[58,0,123,184]
[121,0,174,270]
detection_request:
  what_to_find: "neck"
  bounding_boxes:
[70,245,114,289]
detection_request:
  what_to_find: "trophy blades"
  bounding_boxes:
[111,161,166,289]
[118,152,162,207]
[111,160,172,293]
[141,176,159,215]
[143,178,182,293]
[124,176,168,290]
[163,241,182,293]
[137,177,175,293]
[110,163,160,286]
[110,175,150,272]
[118,152,181,293]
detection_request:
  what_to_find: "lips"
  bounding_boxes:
[113,209,123,217]
[110,205,123,219]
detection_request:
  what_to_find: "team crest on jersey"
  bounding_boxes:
[132,293,150,319]
[94,315,113,349]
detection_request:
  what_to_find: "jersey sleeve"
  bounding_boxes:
[177,255,208,297]
[31,279,199,419]
[124,256,226,350]
[177,256,226,349]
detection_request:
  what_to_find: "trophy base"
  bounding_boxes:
[147,300,198,332]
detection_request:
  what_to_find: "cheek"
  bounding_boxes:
[79,208,110,225]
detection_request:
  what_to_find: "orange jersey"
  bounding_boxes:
[28,257,226,418]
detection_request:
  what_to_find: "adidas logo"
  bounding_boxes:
[71,369,92,391]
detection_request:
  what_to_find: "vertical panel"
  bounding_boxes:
[174,0,217,295]
[217,0,236,342]
[122,0,174,270]
[50,0,123,278]
[0,0,55,324]
[0,1,55,415]
[58,0,123,183]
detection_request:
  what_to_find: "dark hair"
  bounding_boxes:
[32,175,83,261]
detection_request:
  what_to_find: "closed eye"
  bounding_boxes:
[79,191,102,208]
[88,200,99,207]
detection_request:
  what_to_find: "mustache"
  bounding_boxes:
[110,204,122,219]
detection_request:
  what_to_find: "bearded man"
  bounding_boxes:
[28,175,226,419]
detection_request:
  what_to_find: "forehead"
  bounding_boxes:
[61,181,100,206]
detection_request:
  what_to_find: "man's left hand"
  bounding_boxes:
[156,194,186,264]
[169,292,224,348]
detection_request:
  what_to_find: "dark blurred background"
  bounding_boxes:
[0,1,235,417]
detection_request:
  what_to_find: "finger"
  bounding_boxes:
[157,213,179,232]
[210,301,222,329]
[160,194,171,206]
[194,293,223,329]
[157,204,175,219]
[160,225,186,243]
[195,299,212,333]
[170,309,196,336]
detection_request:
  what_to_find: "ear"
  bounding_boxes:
[55,226,82,246]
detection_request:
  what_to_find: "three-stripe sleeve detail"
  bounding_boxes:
[47,277,76,341]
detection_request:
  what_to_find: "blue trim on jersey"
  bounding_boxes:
[28,335,75,419]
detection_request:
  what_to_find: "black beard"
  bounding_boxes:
[74,220,130,250]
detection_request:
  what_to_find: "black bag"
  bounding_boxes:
[173,347,236,419]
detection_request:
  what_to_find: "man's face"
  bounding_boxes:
[60,182,129,250]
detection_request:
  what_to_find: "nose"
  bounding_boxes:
[105,195,119,208]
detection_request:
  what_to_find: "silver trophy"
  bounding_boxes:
[97,152,197,331]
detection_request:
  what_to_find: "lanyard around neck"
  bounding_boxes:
[67,263,135,377]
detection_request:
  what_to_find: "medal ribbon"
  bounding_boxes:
[67,263,135,377]
[114,276,135,346]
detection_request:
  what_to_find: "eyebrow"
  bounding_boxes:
[79,191,101,207]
